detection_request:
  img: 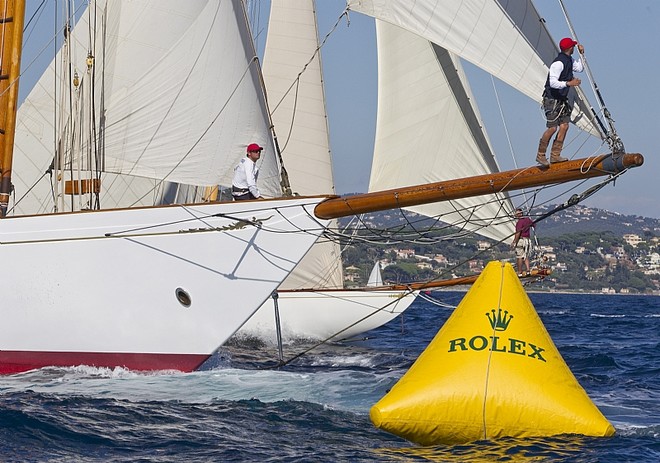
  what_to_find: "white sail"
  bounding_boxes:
[13,0,281,215]
[348,0,603,138]
[369,20,516,243]
[261,0,343,289]
[367,262,384,287]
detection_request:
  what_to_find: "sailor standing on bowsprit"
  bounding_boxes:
[232,143,264,200]
[536,37,585,167]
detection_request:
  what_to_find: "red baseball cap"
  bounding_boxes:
[559,37,577,50]
[247,143,263,153]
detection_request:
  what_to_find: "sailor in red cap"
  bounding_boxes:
[231,143,264,200]
[536,37,585,166]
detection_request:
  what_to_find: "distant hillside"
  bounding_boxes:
[531,204,660,238]
[338,202,660,239]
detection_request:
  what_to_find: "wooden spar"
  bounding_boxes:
[387,267,551,291]
[278,268,551,293]
[0,0,25,217]
[314,152,644,220]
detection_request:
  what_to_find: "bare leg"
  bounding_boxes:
[542,126,558,144]
[555,122,569,142]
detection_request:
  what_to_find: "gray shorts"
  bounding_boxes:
[543,97,571,128]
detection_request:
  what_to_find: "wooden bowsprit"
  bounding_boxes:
[314,153,643,220]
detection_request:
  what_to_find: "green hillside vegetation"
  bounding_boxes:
[340,215,660,294]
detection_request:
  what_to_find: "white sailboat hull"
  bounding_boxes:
[238,289,418,342]
[0,197,329,374]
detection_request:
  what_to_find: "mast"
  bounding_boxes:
[315,153,644,220]
[0,0,25,217]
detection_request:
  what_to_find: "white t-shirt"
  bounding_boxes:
[232,157,260,198]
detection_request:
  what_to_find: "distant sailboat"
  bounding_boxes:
[367,262,383,287]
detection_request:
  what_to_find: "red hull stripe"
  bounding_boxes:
[0,351,210,375]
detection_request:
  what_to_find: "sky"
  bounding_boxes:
[290,1,659,219]
[19,1,659,219]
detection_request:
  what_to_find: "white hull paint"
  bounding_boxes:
[0,197,329,373]
[238,289,418,342]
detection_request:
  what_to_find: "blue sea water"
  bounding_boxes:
[0,292,658,462]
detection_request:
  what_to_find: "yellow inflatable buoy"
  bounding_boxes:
[370,261,615,446]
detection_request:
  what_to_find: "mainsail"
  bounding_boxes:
[13,0,281,214]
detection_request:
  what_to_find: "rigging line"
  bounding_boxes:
[126,57,259,207]
[0,0,73,101]
[6,172,51,216]
[561,128,598,163]
[531,173,622,226]
[65,0,77,212]
[264,7,346,189]
[266,230,556,368]
[354,175,618,286]
[269,8,348,115]
[490,76,519,170]
[278,79,301,153]
[416,291,456,309]
[327,217,487,246]
[328,197,521,245]
[579,154,607,175]
[264,287,417,369]
[100,201,314,237]
[327,173,612,248]
[557,0,624,154]
[0,212,326,244]
[121,0,223,180]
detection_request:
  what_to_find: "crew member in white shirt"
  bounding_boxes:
[536,37,585,166]
[232,143,264,200]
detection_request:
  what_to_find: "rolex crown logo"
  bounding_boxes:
[486,308,513,331]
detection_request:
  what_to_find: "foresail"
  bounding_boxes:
[262,0,335,196]
[348,0,603,138]
[369,20,515,243]
[13,0,281,215]
[263,0,342,289]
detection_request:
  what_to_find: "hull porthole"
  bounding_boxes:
[175,288,192,307]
